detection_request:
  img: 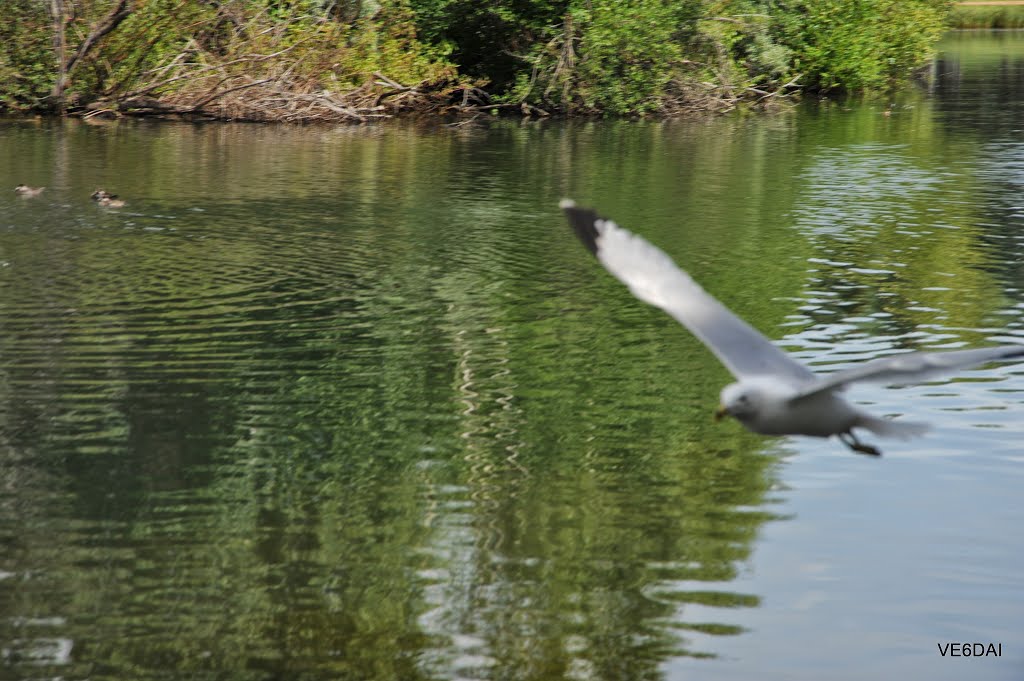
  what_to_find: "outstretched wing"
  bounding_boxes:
[794,345,1024,401]
[561,199,815,384]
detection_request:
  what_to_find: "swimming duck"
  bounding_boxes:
[91,189,126,208]
[15,184,45,197]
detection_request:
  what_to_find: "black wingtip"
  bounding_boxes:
[560,199,601,257]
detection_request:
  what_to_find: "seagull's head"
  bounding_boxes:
[715,382,761,424]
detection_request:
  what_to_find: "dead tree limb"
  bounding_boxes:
[188,78,275,112]
[49,0,132,111]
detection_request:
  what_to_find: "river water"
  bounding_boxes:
[1,31,1022,681]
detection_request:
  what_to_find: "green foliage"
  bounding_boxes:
[772,0,951,91]
[407,0,947,114]
[344,1,460,88]
[0,0,954,118]
[79,0,215,102]
[506,0,798,114]
[569,0,696,115]
[121,0,456,94]
[0,1,54,112]
[948,3,1024,29]
[0,0,459,117]
[407,0,569,91]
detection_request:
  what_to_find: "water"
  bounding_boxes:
[1,31,1023,681]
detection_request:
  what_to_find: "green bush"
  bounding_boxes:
[948,4,1024,29]
[406,0,950,114]
[408,0,568,93]
[0,0,954,118]
[772,0,951,91]
[569,0,697,114]
[0,0,460,118]
[0,1,54,112]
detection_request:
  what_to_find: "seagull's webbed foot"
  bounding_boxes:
[838,432,881,457]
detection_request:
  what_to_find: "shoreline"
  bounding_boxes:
[0,3,959,125]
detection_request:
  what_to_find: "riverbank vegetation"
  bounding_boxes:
[949,3,1024,28]
[0,0,953,122]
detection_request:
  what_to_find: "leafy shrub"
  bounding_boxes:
[771,0,951,91]
[0,1,54,112]
[0,0,954,118]
[948,4,1024,29]
[408,0,569,92]
[569,0,697,115]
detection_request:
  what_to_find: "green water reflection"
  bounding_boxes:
[1,120,780,679]
[2,31,1024,681]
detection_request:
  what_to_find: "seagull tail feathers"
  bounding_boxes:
[857,415,930,440]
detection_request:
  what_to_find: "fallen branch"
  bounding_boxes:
[188,77,275,112]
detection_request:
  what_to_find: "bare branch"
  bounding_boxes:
[65,0,131,77]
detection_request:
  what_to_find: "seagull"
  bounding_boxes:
[560,199,1024,456]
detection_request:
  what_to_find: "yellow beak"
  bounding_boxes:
[714,404,729,422]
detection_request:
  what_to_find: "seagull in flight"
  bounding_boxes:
[561,199,1024,456]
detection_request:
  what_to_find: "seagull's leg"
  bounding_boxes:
[838,432,882,457]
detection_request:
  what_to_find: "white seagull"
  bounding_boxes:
[561,199,1024,456]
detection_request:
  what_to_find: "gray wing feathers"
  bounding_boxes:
[561,200,815,383]
[795,344,1024,400]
